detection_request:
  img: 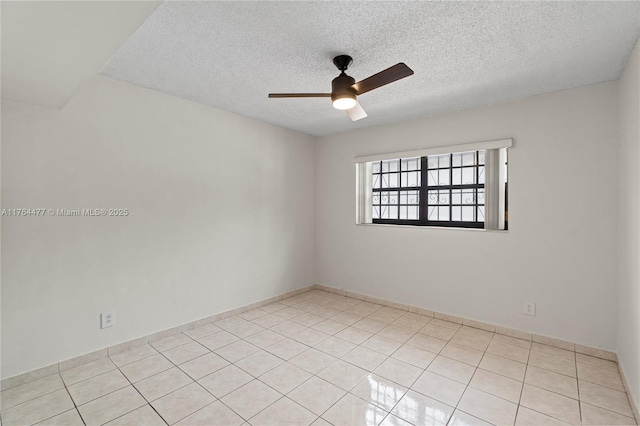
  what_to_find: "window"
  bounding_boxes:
[355,140,510,230]
[372,157,421,221]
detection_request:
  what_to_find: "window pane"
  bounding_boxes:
[478,205,485,220]
[372,205,380,219]
[388,173,398,188]
[400,206,407,219]
[381,173,399,188]
[438,190,450,205]
[478,150,485,165]
[477,188,485,205]
[400,191,419,205]
[452,167,462,185]
[439,155,450,168]
[462,206,474,221]
[427,190,438,205]
[478,166,485,184]
[462,167,476,184]
[438,170,450,186]
[428,206,437,220]
[382,160,397,172]
[452,153,462,167]
[373,193,380,205]
[427,155,440,169]
[387,205,398,219]
[452,206,461,221]
[373,174,381,189]
[406,171,419,187]
[461,189,475,204]
[438,206,450,221]
[372,161,381,173]
[401,157,420,171]
[380,191,389,205]
[427,170,438,186]
[462,152,476,166]
[408,206,419,220]
[386,191,399,205]
[398,205,418,220]
[452,189,461,205]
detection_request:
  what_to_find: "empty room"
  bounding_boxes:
[1,1,640,425]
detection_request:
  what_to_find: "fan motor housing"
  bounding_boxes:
[331,73,356,102]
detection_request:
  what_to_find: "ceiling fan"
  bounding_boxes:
[268,55,414,121]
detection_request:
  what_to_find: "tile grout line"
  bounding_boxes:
[105,327,244,425]
[108,359,169,426]
[329,313,448,424]
[513,337,532,426]
[241,298,393,424]
[133,331,237,425]
[64,370,95,426]
[95,352,171,425]
[575,352,583,424]
[90,334,212,425]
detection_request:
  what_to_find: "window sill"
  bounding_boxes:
[356,222,508,233]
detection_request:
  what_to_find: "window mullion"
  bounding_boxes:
[419,157,427,224]
[475,151,479,222]
[378,162,382,220]
[398,160,402,220]
[449,153,453,223]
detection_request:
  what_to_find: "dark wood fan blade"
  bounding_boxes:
[268,93,331,98]
[352,63,414,95]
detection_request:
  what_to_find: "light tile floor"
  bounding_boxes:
[1,290,637,426]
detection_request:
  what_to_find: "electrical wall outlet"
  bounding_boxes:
[101,311,115,328]
[524,302,536,316]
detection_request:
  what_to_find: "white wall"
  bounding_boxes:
[316,82,619,351]
[1,76,316,378]
[618,39,640,413]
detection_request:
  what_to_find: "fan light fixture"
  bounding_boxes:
[268,55,414,122]
[332,94,357,110]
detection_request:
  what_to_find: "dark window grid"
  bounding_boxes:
[426,203,485,221]
[375,204,420,210]
[372,189,420,220]
[426,165,482,171]
[373,172,421,188]
[371,152,486,227]
[372,159,421,220]
[426,166,484,186]
[424,152,484,223]
[426,155,485,170]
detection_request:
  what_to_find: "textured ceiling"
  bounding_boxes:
[102,1,640,137]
